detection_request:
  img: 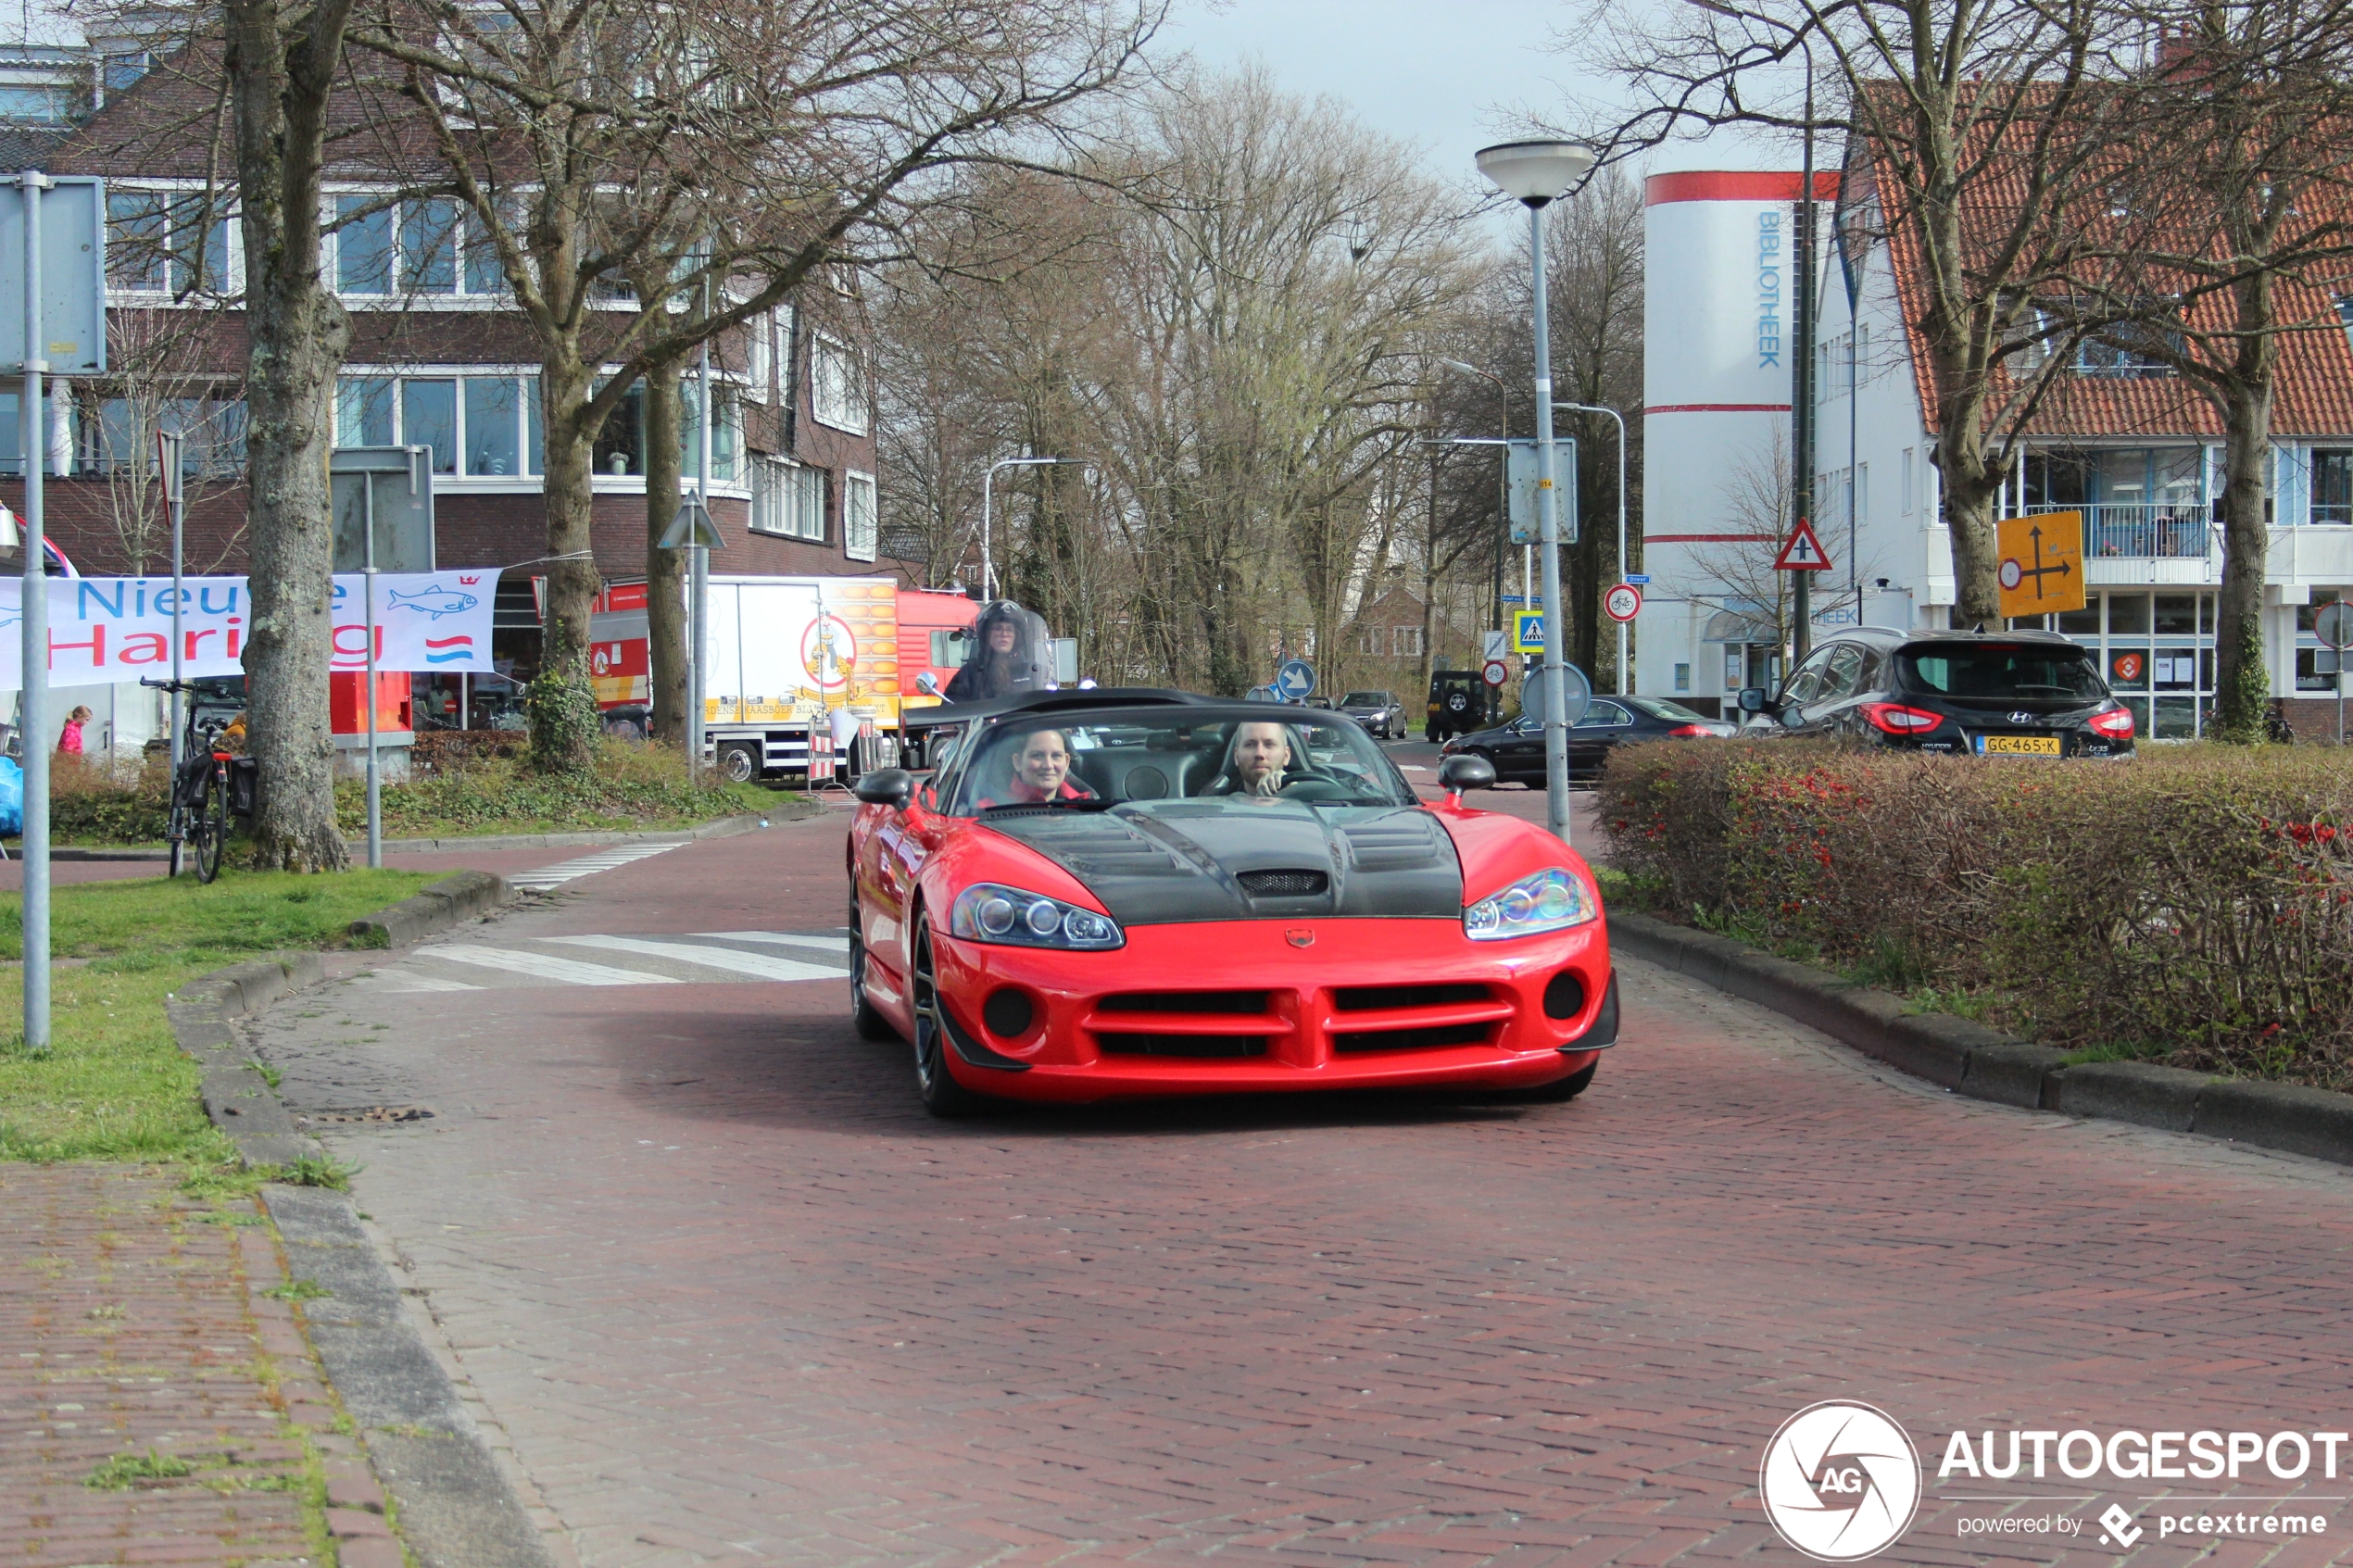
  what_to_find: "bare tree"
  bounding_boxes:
[1574,0,2142,625]
[88,308,246,574]
[357,0,1161,768]
[2066,1,2353,740]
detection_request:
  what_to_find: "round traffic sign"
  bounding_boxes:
[1520,663,1593,730]
[1275,659,1316,700]
[1604,583,1642,623]
[1481,659,1508,687]
[2319,599,2353,651]
[1998,558,2023,590]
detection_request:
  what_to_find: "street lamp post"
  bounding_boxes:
[980,457,1084,601]
[1438,358,1512,719]
[1477,139,1596,845]
[1555,401,1629,694]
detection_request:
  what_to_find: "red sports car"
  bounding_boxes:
[847,690,1617,1116]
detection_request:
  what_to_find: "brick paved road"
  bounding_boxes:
[250,812,2353,1567]
[0,1165,395,1567]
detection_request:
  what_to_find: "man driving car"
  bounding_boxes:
[1230,721,1292,799]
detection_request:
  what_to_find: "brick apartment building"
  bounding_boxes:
[0,39,914,745]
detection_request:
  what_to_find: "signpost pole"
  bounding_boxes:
[363,467,381,869]
[158,431,183,873]
[19,169,49,1052]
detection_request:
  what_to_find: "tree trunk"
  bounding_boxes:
[1934,420,2002,628]
[642,357,687,746]
[2212,376,2274,743]
[229,0,355,872]
[533,354,601,771]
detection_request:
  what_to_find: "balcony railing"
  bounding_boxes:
[2024,502,2211,560]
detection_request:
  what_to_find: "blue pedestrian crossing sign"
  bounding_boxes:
[1510,610,1545,655]
[1274,659,1316,701]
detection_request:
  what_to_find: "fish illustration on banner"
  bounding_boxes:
[0,572,497,687]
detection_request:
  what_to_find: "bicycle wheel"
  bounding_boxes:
[192,771,226,884]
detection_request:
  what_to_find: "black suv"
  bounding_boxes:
[1339,689,1405,738]
[1427,671,1486,742]
[1738,628,2136,759]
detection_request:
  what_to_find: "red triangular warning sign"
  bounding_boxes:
[1775,517,1832,571]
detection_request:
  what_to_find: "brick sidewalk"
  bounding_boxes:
[0,1164,396,1568]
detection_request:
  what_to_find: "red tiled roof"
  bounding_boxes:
[1852,84,2353,441]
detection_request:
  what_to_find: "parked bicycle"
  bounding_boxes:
[138,677,233,882]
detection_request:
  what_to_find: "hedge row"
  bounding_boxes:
[1598,743,2353,1088]
[38,739,742,845]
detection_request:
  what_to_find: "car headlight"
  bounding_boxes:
[949,884,1124,950]
[1463,867,1596,941]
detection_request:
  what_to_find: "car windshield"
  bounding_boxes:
[1897,644,2107,700]
[1626,696,1713,723]
[1342,692,1389,706]
[948,712,1415,813]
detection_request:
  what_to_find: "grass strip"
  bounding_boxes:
[0,868,432,1163]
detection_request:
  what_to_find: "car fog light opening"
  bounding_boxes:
[1542,971,1586,1021]
[950,884,1125,951]
[982,987,1036,1038]
[1464,868,1596,942]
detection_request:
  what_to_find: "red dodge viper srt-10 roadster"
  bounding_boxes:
[846,689,1617,1116]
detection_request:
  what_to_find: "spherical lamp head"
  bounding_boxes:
[1475,140,1597,208]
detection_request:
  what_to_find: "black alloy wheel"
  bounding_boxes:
[847,894,898,1042]
[909,920,986,1118]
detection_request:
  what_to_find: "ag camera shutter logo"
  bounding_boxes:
[1760,1401,1922,1561]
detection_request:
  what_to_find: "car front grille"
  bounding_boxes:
[1080,980,1518,1062]
[1332,1022,1491,1052]
[1097,1033,1269,1057]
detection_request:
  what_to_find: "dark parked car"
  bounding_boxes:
[1340,689,1406,738]
[1737,627,2135,758]
[1427,671,1486,742]
[1441,695,1735,784]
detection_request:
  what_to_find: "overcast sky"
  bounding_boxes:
[1156,0,1790,184]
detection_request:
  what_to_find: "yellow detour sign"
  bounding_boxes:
[1996,511,2086,619]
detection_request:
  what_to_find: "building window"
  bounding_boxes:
[2312,449,2353,524]
[94,395,247,477]
[595,380,645,476]
[337,372,541,477]
[107,191,231,295]
[1356,625,1382,656]
[1901,448,1914,515]
[679,382,740,484]
[2075,320,2179,378]
[1674,662,1691,693]
[336,194,509,299]
[2338,298,2353,358]
[812,334,867,433]
[843,470,877,561]
[750,457,826,541]
[1390,625,1424,658]
[1856,461,1869,524]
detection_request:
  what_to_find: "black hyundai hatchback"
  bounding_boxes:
[1737,628,2136,758]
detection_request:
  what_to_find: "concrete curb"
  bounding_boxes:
[165,870,556,1568]
[47,798,819,860]
[349,868,516,948]
[1609,909,2353,1170]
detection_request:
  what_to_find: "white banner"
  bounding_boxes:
[0,571,498,687]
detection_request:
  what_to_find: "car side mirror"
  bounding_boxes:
[1736,686,1771,713]
[852,767,913,809]
[1437,753,1495,797]
[1779,706,1806,729]
[914,671,941,697]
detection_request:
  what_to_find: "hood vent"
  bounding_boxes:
[1238,869,1328,898]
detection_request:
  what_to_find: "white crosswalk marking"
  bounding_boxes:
[542,935,843,982]
[508,841,686,892]
[414,946,683,985]
[694,931,852,954]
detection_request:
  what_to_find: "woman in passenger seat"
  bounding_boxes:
[976,728,1099,808]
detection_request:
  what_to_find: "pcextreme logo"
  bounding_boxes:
[1759,1401,1923,1561]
